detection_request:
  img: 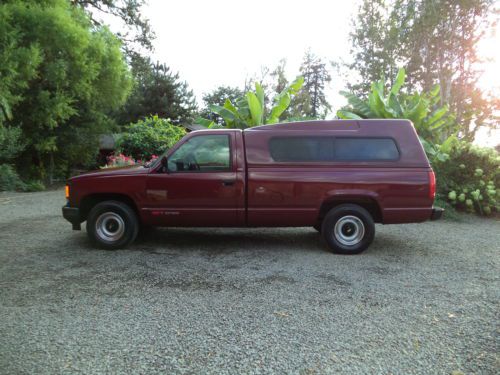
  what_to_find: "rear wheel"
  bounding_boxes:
[321,204,375,254]
[86,201,139,250]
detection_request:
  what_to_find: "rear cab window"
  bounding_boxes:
[269,137,399,162]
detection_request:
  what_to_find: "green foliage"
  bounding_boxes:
[199,77,304,129]
[117,116,186,161]
[199,86,244,125]
[0,1,42,115]
[433,196,463,221]
[1,0,132,180]
[0,126,25,162]
[71,0,155,54]
[293,50,332,119]
[350,0,497,139]
[24,180,45,192]
[338,68,457,163]
[0,163,45,192]
[0,97,12,123]
[348,0,404,95]
[0,164,25,191]
[117,56,197,126]
[101,153,136,169]
[435,142,499,216]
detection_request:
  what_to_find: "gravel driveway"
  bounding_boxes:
[0,189,498,374]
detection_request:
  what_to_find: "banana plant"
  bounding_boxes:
[337,68,458,163]
[196,76,304,129]
[337,68,456,144]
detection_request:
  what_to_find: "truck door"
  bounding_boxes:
[144,132,245,226]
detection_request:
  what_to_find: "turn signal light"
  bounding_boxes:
[65,185,70,200]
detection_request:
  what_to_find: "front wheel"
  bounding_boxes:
[321,204,375,254]
[86,201,139,250]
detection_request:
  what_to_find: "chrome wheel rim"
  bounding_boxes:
[334,215,365,246]
[95,212,125,243]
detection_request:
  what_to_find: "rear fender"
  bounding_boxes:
[319,189,383,223]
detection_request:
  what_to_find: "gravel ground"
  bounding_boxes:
[0,189,499,375]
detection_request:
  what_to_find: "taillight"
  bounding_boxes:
[65,185,70,200]
[428,170,436,200]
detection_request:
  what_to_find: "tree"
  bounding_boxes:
[117,55,197,126]
[199,86,244,125]
[403,0,497,139]
[348,0,408,95]
[349,0,498,140]
[70,0,155,56]
[1,0,132,180]
[292,50,332,119]
[270,59,289,96]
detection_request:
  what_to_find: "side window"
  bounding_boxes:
[167,134,231,172]
[334,138,399,160]
[269,137,335,162]
[269,136,399,162]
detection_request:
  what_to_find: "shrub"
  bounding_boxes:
[103,153,137,168]
[117,116,186,161]
[0,126,25,163]
[24,180,45,192]
[0,164,25,191]
[435,142,499,216]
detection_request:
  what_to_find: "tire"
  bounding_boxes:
[86,200,139,250]
[321,204,375,254]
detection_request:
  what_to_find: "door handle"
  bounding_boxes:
[221,179,235,186]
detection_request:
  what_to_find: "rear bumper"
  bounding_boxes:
[62,205,81,230]
[430,206,444,221]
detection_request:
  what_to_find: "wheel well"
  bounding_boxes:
[317,198,383,224]
[79,193,139,221]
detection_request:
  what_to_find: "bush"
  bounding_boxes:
[24,180,45,192]
[102,153,137,168]
[0,126,25,163]
[0,164,25,191]
[117,116,186,161]
[435,142,499,216]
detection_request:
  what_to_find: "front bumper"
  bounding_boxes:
[430,206,444,221]
[62,205,82,230]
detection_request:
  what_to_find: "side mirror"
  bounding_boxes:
[160,156,169,173]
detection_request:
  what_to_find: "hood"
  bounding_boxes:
[69,164,150,181]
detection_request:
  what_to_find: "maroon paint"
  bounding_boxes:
[67,120,435,227]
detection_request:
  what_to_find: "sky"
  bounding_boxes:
[126,0,499,146]
[143,0,359,109]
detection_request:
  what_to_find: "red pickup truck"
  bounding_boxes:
[63,120,443,254]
